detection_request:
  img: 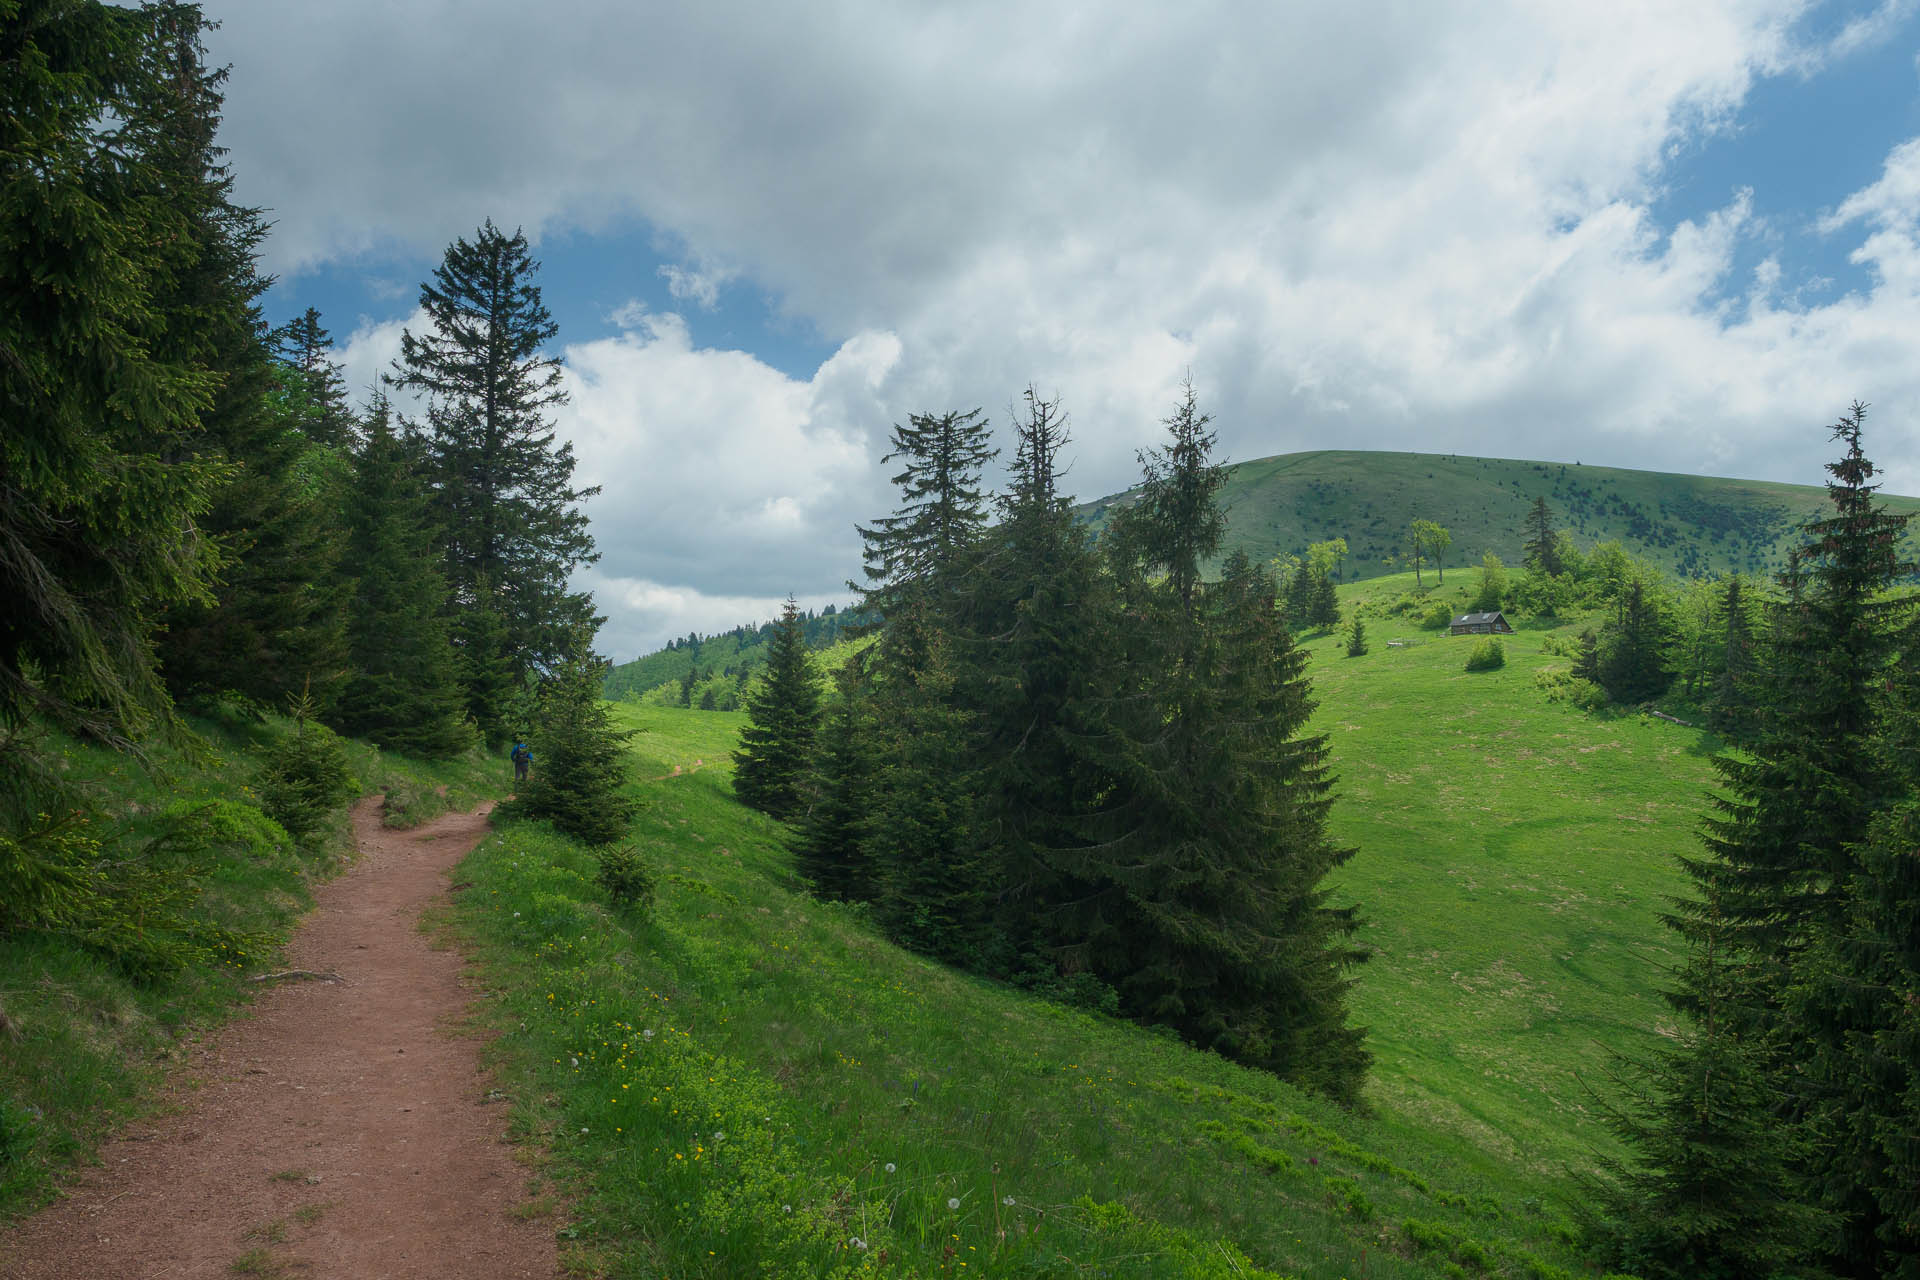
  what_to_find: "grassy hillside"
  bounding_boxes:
[604,607,864,700]
[0,716,507,1214]
[1080,449,1920,584]
[447,574,1714,1276]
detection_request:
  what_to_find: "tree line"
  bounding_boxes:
[733,387,1371,1104]
[3,3,605,956]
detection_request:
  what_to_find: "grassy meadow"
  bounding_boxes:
[445,576,1714,1277]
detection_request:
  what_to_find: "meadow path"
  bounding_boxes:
[1,799,557,1279]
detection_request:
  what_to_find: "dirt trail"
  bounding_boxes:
[1,799,558,1280]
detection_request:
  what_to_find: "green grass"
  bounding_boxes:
[1310,573,1703,1175]
[0,714,509,1216]
[443,669,1696,1277]
[1079,448,1920,586]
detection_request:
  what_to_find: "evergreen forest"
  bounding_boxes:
[4,5,1919,1278]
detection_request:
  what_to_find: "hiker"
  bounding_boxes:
[511,740,532,782]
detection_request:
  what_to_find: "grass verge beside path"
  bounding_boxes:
[446,706,1607,1279]
[0,716,509,1216]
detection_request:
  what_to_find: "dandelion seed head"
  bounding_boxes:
[884,1162,896,1174]
[948,1197,960,1210]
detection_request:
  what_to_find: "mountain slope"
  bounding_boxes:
[1079,449,1920,582]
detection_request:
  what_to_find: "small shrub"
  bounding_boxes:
[1465,638,1506,672]
[1421,600,1455,630]
[594,844,656,911]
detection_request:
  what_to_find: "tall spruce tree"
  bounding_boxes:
[1081,386,1369,1101]
[732,597,821,820]
[1618,405,1914,1279]
[853,407,996,624]
[868,624,988,966]
[271,306,356,449]
[393,220,600,735]
[330,395,470,758]
[1597,575,1674,704]
[792,660,880,902]
[141,3,349,710]
[1707,575,1759,740]
[0,0,223,767]
[1523,496,1565,577]
[953,390,1115,963]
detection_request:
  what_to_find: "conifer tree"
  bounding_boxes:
[0,0,224,763]
[272,307,356,449]
[508,629,635,846]
[1597,576,1674,704]
[1622,405,1914,1279]
[1082,386,1368,1100]
[393,220,601,698]
[853,407,997,626]
[1589,899,1830,1280]
[330,395,470,758]
[1523,496,1565,577]
[953,389,1115,962]
[732,597,821,820]
[1707,575,1759,740]
[792,662,879,902]
[141,4,349,710]
[869,628,987,966]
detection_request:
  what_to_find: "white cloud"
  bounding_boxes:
[658,264,729,309]
[207,1,1920,652]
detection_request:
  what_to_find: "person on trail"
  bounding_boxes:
[511,740,532,783]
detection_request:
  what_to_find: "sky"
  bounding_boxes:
[209,0,1920,661]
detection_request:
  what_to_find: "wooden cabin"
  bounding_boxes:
[1449,611,1514,636]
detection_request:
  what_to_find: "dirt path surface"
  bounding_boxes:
[1,799,558,1280]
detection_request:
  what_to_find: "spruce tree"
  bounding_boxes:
[1589,899,1830,1280]
[393,220,601,703]
[330,396,470,758]
[1597,576,1674,704]
[271,306,357,449]
[0,0,224,762]
[732,597,821,820]
[1623,405,1913,1279]
[1523,496,1565,577]
[1082,387,1369,1101]
[1707,575,1759,740]
[141,4,349,710]
[792,662,879,902]
[868,628,987,966]
[508,629,636,846]
[952,389,1116,965]
[853,407,997,626]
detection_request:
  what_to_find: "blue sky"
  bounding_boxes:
[217,0,1920,659]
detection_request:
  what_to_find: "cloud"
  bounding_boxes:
[658,264,729,310]
[207,1,1920,651]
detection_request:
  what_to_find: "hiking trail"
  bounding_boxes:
[1,798,557,1279]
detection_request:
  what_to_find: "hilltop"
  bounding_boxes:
[1079,449,1920,582]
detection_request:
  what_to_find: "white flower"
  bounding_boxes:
[948,1197,960,1210]
[643,1029,654,1040]
[884,1162,896,1174]
[579,1127,589,1134]
[713,1131,724,1141]
[570,1057,579,1067]
[512,911,521,918]
[849,1236,865,1250]
[1002,1195,1015,1206]
[783,1204,792,1213]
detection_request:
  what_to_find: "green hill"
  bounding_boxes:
[1080,449,1920,582]
[603,605,864,701]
